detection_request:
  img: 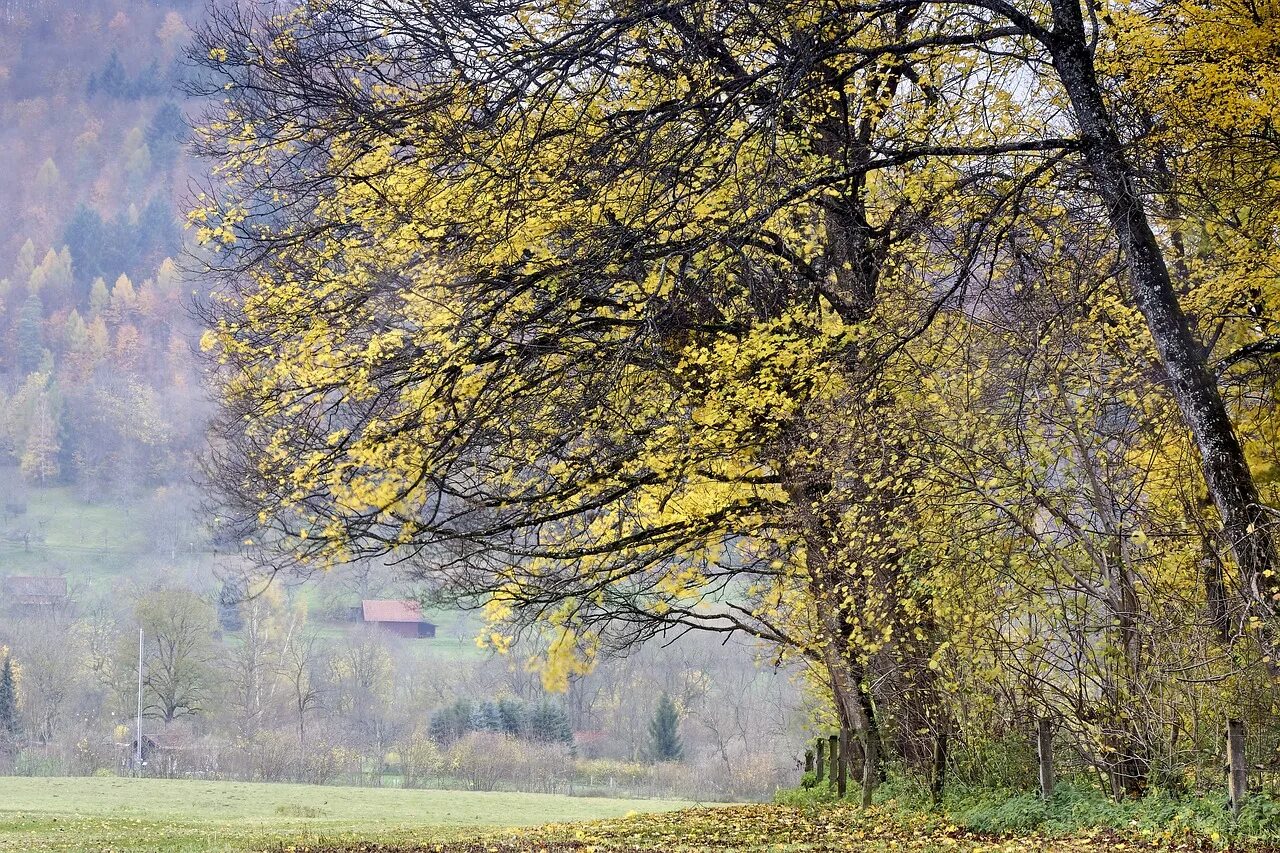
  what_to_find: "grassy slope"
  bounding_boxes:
[0,776,692,853]
[0,487,148,582]
[0,488,489,659]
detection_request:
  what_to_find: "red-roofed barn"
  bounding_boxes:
[360,599,436,638]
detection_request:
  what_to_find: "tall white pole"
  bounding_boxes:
[135,628,143,776]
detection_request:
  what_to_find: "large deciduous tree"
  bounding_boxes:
[130,589,217,724]
[194,0,1280,798]
[193,0,1062,779]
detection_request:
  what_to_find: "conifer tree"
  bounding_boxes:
[427,698,473,744]
[62,310,87,352]
[110,274,137,319]
[15,293,44,375]
[88,277,110,317]
[33,158,61,197]
[526,699,573,745]
[470,699,503,733]
[497,697,524,737]
[12,238,35,284]
[647,694,682,763]
[0,656,18,746]
[20,397,60,485]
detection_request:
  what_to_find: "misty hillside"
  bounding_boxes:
[0,0,212,572]
[7,0,1280,850]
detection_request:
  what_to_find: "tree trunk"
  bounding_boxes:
[823,649,883,798]
[1048,0,1276,628]
[1037,718,1055,800]
[861,731,880,807]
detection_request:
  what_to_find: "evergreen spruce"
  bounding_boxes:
[427,698,473,744]
[647,693,683,762]
[16,293,44,374]
[526,699,573,744]
[0,656,18,745]
[469,699,503,733]
[497,697,524,737]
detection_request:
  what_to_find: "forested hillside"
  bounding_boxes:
[0,0,204,502]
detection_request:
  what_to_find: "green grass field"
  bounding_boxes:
[0,486,491,660]
[0,777,692,853]
[0,487,151,584]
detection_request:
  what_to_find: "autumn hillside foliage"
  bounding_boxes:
[194,0,1280,813]
[0,0,207,499]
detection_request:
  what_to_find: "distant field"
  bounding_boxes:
[0,487,152,583]
[0,776,692,852]
[0,486,490,657]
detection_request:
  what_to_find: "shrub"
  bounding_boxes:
[398,730,443,788]
[446,732,579,793]
[775,784,841,807]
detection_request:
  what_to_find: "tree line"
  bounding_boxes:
[0,574,796,799]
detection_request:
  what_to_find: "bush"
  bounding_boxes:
[775,784,841,807]
[950,790,1049,834]
[771,776,1280,845]
[447,732,573,793]
[302,744,357,786]
[70,737,116,777]
[398,730,443,788]
[14,750,64,777]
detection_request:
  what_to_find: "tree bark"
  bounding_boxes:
[1048,0,1276,627]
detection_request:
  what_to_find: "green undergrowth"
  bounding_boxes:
[778,775,1280,847]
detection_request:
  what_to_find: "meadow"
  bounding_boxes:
[0,776,692,852]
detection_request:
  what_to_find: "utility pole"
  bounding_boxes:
[135,628,143,776]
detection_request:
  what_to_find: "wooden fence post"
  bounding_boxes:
[804,749,814,774]
[828,734,839,789]
[1037,718,1054,800]
[837,728,848,798]
[860,734,879,808]
[1228,719,1247,816]
[931,725,950,805]
[814,737,825,785]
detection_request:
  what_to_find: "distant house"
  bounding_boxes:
[360,599,436,638]
[2,575,68,612]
